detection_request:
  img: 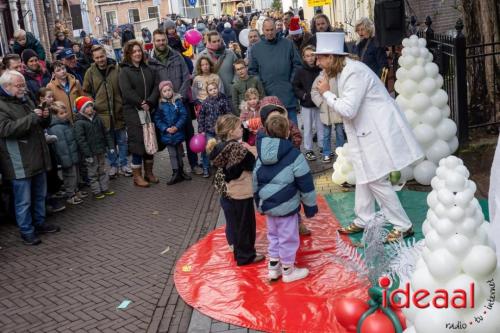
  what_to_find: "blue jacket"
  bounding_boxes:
[351,37,388,77]
[221,28,237,46]
[248,36,302,109]
[48,117,79,168]
[198,93,232,135]
[253,133,318,218]
[154,95,187,145]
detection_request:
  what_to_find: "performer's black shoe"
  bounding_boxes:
[338,223,364,234]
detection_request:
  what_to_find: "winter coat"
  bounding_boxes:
[154,95,187,145]
[210,140,255,200]
[121,30,135,46]
[50,38,72,54]
[287,32,314,53]
[46,74,84,122]
[74,113,113,158]
[253,133,317,218]
[321,58,423,184]
[311,71,343,125]
[292,63,321,108]
[239,100,260,123]
[195,48,238,98]
[221,28,237,46]
[192,74,224,102]
[148,48,191,100]
[248,37,303,109]
[24,67,51,101]
[198,93,232,135]
[351,37,388,77]
[13,32,46,60]
[47,117,79,168]
[231,75,265,115]
[118,61,158,155]
[67,65,85,85]
[0,89,51,180]
[82,60,125,130]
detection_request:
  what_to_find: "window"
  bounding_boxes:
[105,11,117,31]
[128,9,140,23]
[148,6,159,19]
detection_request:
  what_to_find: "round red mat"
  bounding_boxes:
[174,196,369,332]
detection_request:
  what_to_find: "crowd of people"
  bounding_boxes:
[0,9,416,282]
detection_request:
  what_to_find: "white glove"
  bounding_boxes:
[109,149,115,155]
[85,157,94,164]
[45,134,58,144]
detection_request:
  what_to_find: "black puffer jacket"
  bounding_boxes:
[292,63,321,108]
[74,113,113,158]
[0,88,51,180]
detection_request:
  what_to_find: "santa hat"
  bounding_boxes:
[75,96,94,113]
[289,17,303,35]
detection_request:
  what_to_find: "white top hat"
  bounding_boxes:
[314,32,348,55]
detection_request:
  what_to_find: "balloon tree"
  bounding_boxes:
[394,35,459,185]
[332,144,356,186]
[403,155,500,332]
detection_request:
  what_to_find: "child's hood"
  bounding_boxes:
[210,140,248,169]
[160,93,182,105]
[256,133,293,166]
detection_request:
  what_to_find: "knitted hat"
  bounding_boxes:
[75,96,94,113]
[164,19,176,30]
[159,80,173,91]
[224,22,231,29]
[259,96,287,124]
[21,49,38,64]
[289,17,303,35]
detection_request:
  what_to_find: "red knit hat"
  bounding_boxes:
[75,96,94,113]
[289,17,303,35]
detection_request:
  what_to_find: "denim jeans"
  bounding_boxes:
[201,133,214,171]
[12,172,47,237]
[107,128,129,168]
[322,123,346,157]
[114,49,122,62]
[286,107,298,127]
[131,153,153,166]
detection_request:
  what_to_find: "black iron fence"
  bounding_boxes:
[417,18,500,144]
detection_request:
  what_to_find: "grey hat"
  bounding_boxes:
[164,19,176,30]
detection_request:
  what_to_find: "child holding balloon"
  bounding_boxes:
[198,81,233,177]
[206,114,264,266]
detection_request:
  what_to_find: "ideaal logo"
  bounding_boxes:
[378,276,496,330]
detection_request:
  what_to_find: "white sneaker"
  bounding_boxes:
[282,265,309,283]
[268,259,282,280]
[120,165,133,177]
[109,166,118,177]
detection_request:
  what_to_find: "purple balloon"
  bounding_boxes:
[189,134,207,153]
[185,29,203,45]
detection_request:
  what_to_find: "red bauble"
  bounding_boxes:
[360,311,396,333]
[333,297,370,331]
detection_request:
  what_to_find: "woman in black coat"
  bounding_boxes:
[119,40,159,187]
[351,17,388,77]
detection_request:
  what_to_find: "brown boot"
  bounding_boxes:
[144,160,159,184]
[132,166,149,187]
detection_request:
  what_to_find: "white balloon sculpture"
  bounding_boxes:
[332,144,356,185]
[395,35,459,185]
[403,156,500,333]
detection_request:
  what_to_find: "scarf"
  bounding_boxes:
[207,45,225,61]
[154,47,171,63]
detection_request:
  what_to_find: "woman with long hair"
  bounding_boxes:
[118,40,159,187]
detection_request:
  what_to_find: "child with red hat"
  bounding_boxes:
[74,96,115,199]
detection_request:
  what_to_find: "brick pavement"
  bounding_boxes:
[0,151,219,333]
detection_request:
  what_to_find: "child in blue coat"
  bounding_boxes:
[154,81,191,185]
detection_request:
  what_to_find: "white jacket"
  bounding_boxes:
[322,58,424,184]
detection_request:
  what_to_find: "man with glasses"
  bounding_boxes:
[0,70,60,245]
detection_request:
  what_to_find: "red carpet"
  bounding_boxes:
[174,196,369,332]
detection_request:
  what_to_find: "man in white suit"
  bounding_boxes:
[315,32,424,242]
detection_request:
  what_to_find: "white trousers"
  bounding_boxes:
[301,106,324,151]
[489,134,500,259]
[353,176,412,231]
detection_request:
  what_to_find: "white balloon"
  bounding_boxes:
[427,190,439,208]
[409,35,419,46]
[422,106,444,127]
[410,46,421,57]
[427,248,461,281]
[394,80,402,94]
[425,229,445,251]
[434,202,448,219]
[431,89,449,108]
[448,205,465,221]
[422,218,431,234]
[462,246,497,279]
[445,274,482,306]
[454,164,470,178]
[435,218,456,237]
[435,166,447,179]
[396,67,409,81]
[437,188,455,206]
[396,95,411,110]
[346,173,356,185]
[457,217,479,236]
[332,171,346,185]
[414,123,437,146]
[414,307,461,333]
[425,62,440,78]
[418,38,427,47]
[418,77,437,95]
[445,171,466,192]
[445,234,472,258]
[435,75,444,89]
[411,266,441,292]
[238,28,250,47]
[448,136,459,154]
[471,225,489,245]
[402,38,410,47]
[400,166,414,181]
[409,64,426,82]
[414,160,437,185]
[405,109,420,127]
[410,93,432,112]
[444,155,462,168]
[455,189,474,208]
[401,79,419,97]
[467,301,500,333]
[426,140,451,164]
[436,118,458,141]
[416,57,426,66]
[403,325,417,333]
[426,52,434,63]
[340,163,352,174]
[403,55,416,69]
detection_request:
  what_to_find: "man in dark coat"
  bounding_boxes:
[0,70,60,245]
